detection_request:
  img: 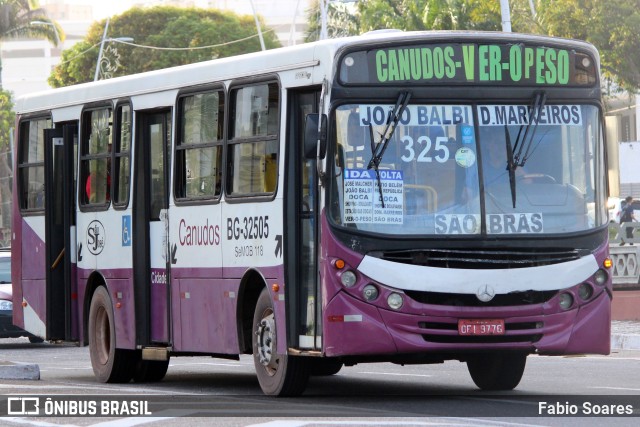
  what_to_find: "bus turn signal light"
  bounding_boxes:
[603,258,612,269]
[334,259,345,269]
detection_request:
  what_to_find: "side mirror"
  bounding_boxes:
[304,113,327,160]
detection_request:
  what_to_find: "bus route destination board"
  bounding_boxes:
[339,42,597,87]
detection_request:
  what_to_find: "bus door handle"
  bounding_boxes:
[51,248,65,270]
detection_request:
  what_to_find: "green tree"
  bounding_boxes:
[534,0,640,91]
[0,89,13,239]
[49,6,280,87]
[355,0,479,32]
[305,0,360,42]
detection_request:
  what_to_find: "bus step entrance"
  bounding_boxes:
[141,347,170,361]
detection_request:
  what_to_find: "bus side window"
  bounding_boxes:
[227,82,279,197]
[175,90,224,201]
[113,104,132,207]
[80,107,112,208]
[18,117,50,212]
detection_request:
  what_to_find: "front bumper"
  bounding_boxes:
[323,288,611,357]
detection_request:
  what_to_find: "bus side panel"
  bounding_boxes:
[223,265,285,353]
[15,218,47,336]
[106,277,136,350]
[221,202,286,353]
[77,270,136,349]
[171,275,239,353]
[77,207,136,349]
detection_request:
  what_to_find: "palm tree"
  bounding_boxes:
[0,1,63,237]
[0,0,64,89]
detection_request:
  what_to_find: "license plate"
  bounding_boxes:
[458,319,505,336]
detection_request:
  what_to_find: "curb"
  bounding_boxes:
[611,334,640,351]
[0,361,40,380]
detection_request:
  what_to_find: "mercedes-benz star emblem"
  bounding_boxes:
[476,284,496,302]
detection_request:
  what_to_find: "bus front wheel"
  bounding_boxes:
[466,352,527,391]
[88,286,137,383]
[310,358,343,376]
[252,289,310,396]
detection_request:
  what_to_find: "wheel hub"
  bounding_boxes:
[256,315,277,369]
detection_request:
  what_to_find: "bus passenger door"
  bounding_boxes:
[44,123,78,341]
[132,110,171,346]
[286,89,321,349]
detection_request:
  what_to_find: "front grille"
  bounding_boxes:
[370,248,582,269]
[405,289,557,307]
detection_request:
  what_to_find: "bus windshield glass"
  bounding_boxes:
[330,103,605,236]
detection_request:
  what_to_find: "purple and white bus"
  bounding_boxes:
[12,31,611,396]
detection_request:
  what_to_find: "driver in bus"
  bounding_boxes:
[480,126,526,188]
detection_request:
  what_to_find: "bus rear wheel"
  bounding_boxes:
[134,359,170,382]
[88,286,137,383]
[466,352,527,391]
[252,289,310,396]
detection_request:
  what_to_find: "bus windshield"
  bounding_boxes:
[330,103,606,236]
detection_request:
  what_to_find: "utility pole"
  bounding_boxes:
[249,0,266,51]
[500,0,512,32]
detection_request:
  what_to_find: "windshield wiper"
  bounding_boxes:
[367,91,411,208]
[505,91,547,207]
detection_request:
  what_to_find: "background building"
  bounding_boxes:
[605,93,640,198]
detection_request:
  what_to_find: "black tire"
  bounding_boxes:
[134,359,169,382]
[88,286,137,383]
[253,289,309,396]
[309,359,343,376]
[28,336,44,344]
[467,352,527,391]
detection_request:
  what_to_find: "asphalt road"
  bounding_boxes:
[0,337,639,426]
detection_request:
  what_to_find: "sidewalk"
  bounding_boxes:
[611,320,640,351]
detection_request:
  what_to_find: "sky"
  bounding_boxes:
[90,0,133,19]
[41,1,212,20]
[40,0,133,20]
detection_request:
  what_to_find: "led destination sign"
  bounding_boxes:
[340,42,597,86]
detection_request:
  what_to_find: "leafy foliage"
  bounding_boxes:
[0,89,14,150]
[534,0,640,91]
[49,6,280,87]
[305,0,360,41]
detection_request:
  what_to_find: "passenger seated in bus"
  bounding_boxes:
[85,157,111,203]
[85,171,111,203]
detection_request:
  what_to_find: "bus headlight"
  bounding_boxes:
[578,283,593,300]
[594,269,608,286]
[559,293,573,310]
[0,300,12,311]
[362,284,379,301]
[387,293,403,310]
[340,270,357,288]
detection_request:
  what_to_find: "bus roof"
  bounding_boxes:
[15,30,599,115]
